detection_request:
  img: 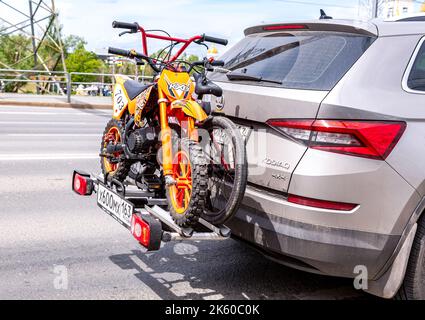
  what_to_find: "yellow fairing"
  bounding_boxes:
[112,75,137,120]
[171,100,208,122]
[135,86,155,125]
[158,69,195,101]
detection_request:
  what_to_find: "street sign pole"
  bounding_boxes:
[29,0,39,94]
[372,0,379,18]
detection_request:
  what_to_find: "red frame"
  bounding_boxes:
[138,26,202,62]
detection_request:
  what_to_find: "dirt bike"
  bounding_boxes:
[101,21,247,228]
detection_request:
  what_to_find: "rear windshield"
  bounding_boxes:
[407,40,425,92]
[210,31,375,91]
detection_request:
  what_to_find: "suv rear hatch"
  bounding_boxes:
[209,21,377,193]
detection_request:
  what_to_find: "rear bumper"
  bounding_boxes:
[228,139,422,279]
[227,185,401,279]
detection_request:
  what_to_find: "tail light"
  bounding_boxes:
[131,215,162,251]
[131,215,151,248]
[72,171,94,196]
[263,24,308,31]
[288,194,357,211]
[266,120,406,160]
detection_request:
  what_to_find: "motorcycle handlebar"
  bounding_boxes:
[108,47,131,57]
[112,21,139,32]
[210,60,225,67]
[189,59,225,73]
[191,60,224,68]
[108,47,160,73]
[202,35,228,46]
[112,21,228,46]
[108,47,149,60]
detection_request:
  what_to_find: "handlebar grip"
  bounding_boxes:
[211,60,225,67]
[108,47,149,60]
[108,47,131,57]
[192,61,205,67]
[202,35,228,46]
[108,47,154,70]
[112,21,139,32]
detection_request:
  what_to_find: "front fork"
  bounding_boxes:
[158,91,198,180]
[158,91,173,178]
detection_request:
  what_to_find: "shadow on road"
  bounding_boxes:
[109,239,371,300]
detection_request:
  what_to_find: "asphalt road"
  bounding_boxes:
[0,105,371,300]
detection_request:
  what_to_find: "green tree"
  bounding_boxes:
[64,35,87,54]
[0,34,34,92]
[185,54,203,74]
[65,43,105,83]
[0,34,33,70]
[37,16,67,71]
[184,54,201,64]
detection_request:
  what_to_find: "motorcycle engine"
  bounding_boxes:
[127,127,159,154]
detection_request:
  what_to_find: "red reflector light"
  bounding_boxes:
[288,194,358,211]
[131,215,151,248]
[263,24,307,31]
[267,119,406,160]
[73,172,93,196]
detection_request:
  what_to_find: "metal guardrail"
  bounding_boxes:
[0,69,154,103]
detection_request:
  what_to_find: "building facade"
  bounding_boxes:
[380,0,416,18]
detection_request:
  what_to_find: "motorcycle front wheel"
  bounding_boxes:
[166,138,209,228]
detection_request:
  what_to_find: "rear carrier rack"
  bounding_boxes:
[72,170,231,252]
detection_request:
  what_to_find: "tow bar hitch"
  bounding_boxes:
[72,170,231,252]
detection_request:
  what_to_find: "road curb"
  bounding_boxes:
[0,100,110,110]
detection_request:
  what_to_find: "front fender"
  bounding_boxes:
[171,100,208,122]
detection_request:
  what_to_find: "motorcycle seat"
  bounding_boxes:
[124,80,153,100]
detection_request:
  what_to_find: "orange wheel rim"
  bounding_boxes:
[169,151,192,214]
[103,127,121,174]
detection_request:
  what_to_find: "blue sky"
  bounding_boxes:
[55,0,369,55]
[2,1,421,57]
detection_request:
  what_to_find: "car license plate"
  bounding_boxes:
[97,184,134,228]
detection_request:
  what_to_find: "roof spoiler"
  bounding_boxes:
[245,21,378,37]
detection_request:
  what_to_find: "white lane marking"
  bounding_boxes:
[0,111,110,116]
[7,134,101,137]
[0,121,89,125]
[0,154,99,161]
[0,105,111,112]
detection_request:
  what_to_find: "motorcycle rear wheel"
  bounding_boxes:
[201,116,248,226]
[100,119,130,181]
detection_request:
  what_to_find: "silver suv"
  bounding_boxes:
[209,15,425,299]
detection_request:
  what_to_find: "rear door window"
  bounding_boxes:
[211,31,375,91]
[407,39,425,92]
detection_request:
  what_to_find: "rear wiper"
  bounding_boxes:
[226,72,282,85]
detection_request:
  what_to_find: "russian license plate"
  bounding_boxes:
[97,184,134,228]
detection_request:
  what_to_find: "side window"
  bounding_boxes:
[407,39,425,92]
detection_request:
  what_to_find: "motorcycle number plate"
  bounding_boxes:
[113,84,128,117]
[97,184,134,228]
